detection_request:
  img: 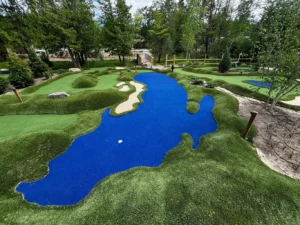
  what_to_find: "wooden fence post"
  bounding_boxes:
[173,54,176,66]
[13,88,23,103]
[242,111,258,139]
[204,54,207,64]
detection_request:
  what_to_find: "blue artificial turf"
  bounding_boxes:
[246,80,272,88]
[17,72,217,206]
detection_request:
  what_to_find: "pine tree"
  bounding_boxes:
[218,47,231,73]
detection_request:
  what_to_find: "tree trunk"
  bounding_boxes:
[118,55,122,65]
[157,53,161,63]
[122,55,125,66]
[80,51,85,65]
[68,47,77,68]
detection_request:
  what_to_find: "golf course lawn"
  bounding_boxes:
[1,69,300,224]
[0,114,78,138]
[176,68,299,101]
[31,70,119,95]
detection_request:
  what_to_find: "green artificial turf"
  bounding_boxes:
[0,114,78,138]
[177,68,299,101]
[1,69,300,224]
[31,71,119,95]
[186,101,200,114]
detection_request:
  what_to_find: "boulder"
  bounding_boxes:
[69,68,81,72]
[48,92,70,99]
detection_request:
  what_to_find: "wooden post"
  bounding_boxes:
[13,88,23,103]
[165,54,168,68]
[173,54,176,66]
[204,54,207,64]
[242,111,258,139]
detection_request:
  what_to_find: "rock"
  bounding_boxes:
[69,68,81,72]
[48,92,70,99]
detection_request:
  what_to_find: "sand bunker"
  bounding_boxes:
[119,85,129,92]
[116,82,126,87]
[115,81,144,114]
[282,96,300,106]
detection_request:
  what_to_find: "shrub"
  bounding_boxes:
[41,52,53,67]
[0,77,9,94]
[52,61,74,70]
[51,69,69,75]
[28,50,51,78]
[206,81,216,88]
[8,52,34,88]
[72,75,98,88]
[186,101,200,114]
[219,47,231,73]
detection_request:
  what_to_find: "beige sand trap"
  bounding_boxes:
[116,82,126,87]
[119,85,129,92]
[281,96,300,106]
[115,67,126,70]
[115,81,144,114]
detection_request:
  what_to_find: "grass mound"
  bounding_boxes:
[72,75,98,88]
[0,90,128,115]
[186,101,200,114]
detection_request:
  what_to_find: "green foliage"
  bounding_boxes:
[0,77,9,94]
[41,52,53,67]
[219,47,232,73]
[51,61,74,70]
[118,71,136,81]
[186,101,200,114]
[52,69,69,75]
[28,50,50,78]
[72,75,98,88]
[99,0,135,65]
[8,52,34,88]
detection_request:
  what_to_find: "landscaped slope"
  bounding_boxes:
[0,71,300,225]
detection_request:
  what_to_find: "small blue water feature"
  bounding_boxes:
[246,80,272,88]
[16,72,217,206]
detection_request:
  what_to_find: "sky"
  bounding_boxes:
[93,0,264,19]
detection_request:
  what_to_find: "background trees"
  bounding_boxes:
[99,0,135,65]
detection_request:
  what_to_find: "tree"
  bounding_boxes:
[148,11,170,63]
[99,0,135,65]
[8,52,34,88]
[182,0,204,58]
[258,0,300,111]
[218,47,231,73]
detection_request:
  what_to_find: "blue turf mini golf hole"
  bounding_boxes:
[16,72,217,206]
[246,80,272,88]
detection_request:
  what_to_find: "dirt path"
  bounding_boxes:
[216,87,300,180]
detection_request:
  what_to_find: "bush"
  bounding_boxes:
[186,101,200,114]
[218,47,231,73]
[0,77,9,94]
[72,75,98,88]
[51,69,69,75]
[51,61,74,70]
[28,50,51,78]
[8,52,34,88]
[41,52,53,67]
